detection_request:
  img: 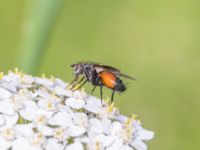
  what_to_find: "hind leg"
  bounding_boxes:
[91,85,97,94]
[111,90,115,103]
[100,85,104,105]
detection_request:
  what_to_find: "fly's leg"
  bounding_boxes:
[111,90,115,103]
[70,76,85,90]
[66,76,78,89]
[72,79,87,91]
[100,85,104,106]
[91,85,97,94]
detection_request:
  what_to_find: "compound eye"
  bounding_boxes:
[74,65,82,74]
[70,64,77,70]
[74,66,79,73]
[71,64,77,71]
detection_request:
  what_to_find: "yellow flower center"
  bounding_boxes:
[41,73,46,78]
[0,72,4,79]
[2,128,15,140]
[47,101,54,110]
[36,115,46,125]
[32,132,44,145]
[95,140,101,150]
[54,128,65,140]
[50,75,55,81]
[107,102,115,113]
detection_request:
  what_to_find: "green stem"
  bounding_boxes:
[17,0,63,74]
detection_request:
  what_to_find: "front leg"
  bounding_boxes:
[66,76,79,89]
[71,77,86,91]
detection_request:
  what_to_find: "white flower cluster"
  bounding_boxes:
[0,70,154,150]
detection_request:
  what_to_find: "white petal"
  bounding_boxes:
[35,109,53,119]
[0,136,11,150]
[73,91,88,100]
[48,112,72,127]
[0,87,11,100]
[131,139,147,150]
[34,109,53,121]
[75,136,89,144]
[106,139,123,150]
[5,72,19,81]
[19,102,38,121]
[22,100,37,109]
[54,79,67,88]
[14,124,34,138]
[73,112,88,127]
[84,98,104,114]
[54,86,73,97]
[34,77,54,87]
[114,113,128,123]
[3,113,18,128]
[1,82,17,92]
[69,125,86,137]
[46,139,63,150]
[102,136,114,147]
[0,100,14,115]
[89,118,104,134]
[139,128,154,141]
[2,74,13,82]
[37,99,56,111]
[57,104,71,113]
[12,136,29,150]
[100,118,111,135]
[121,145,133,150]
[110,121,122,136]
[19,109,35,121]
[0,115,6,126]
[65,98,85,109]
[65,142,83,150]
[35,89,51,98]
[37,125,53,136]
[93,134,114,147]
[28,146,43,150]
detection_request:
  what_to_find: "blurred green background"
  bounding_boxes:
[0,0,200,149]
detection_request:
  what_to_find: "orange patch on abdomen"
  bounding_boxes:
[99,71,116,88]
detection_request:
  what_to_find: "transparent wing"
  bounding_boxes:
[95,65,136,80]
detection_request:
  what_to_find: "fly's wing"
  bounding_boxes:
[71,61,98,67]
[95,65,136,80]
[79,61,100,65]
[118,73,136,80]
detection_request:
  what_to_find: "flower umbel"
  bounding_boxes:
[0,70,154,150]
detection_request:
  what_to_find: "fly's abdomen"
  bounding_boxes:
[114,78,126,92]
[99,72,116,89]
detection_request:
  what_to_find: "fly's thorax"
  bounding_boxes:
[82,64,96,81]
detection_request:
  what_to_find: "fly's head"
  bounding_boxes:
[70,63,84,77]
